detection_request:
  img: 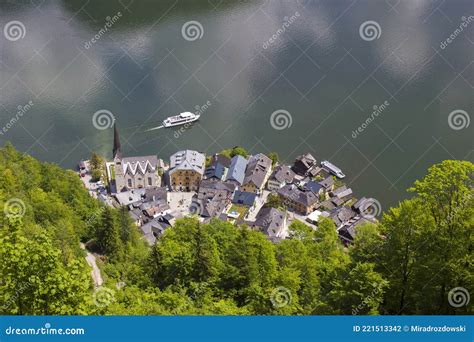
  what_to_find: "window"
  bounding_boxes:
[148,177,152,186]
[127,179,132,187]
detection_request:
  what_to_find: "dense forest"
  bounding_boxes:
[0,144,472,315]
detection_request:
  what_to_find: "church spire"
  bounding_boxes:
[113,123,121,159]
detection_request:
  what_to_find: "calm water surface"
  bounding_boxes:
[0,0,473,208]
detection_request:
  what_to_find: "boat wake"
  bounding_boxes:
[146,125,164,132]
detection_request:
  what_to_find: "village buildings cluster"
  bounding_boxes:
[85,125,376,245]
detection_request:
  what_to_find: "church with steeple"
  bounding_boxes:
[112,124,161,192]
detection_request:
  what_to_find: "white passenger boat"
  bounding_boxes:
[321,160,346,179]
[163,112,200,128]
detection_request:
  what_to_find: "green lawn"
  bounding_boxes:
[229,204,248,220]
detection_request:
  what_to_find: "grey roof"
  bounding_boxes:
[143,187,168,202]
[205,163,227,180]
[305,180,324,194]
[352,197,368,211]
[331,186,353,199]
[115,189,146,206]
[225,155,248,185]
[243,153,272,188]
[319,200,336,211]
[253,207,286,237]
[308,166,323,177]
[338,218,371,243]
[169,150,205,175]
[209,154,231,168]
[270,165,295,184]
[319,176,335,189]
[140,218,171,245]
[232,190,257,206]
[278,184,318,207]
[198,180,236,218]
[121,155,158,175]
[292,153,317,175]
[328,206,358,228]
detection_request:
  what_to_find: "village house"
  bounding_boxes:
[338,217,372,245]
[304,180,325,197]
[139,214,180,245]
[197,180,236,218]
[225,155,248,185]
[319,175,335,192]
[292,153,317,176]
[267,164,296,191]
[112,125,161,192]
[168,150,206,191]
[232,190,257,207]
[250,207,288,241]
[204,154,231,181]
[321,206,358,229]
[241,153,273,194]
[277,184,319,215]
[329,185,353,206]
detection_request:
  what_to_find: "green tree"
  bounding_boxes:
[97,207,122,260]
[264,193,284,210]
[0,219,90,315]
[268,152,279,166]
[230,146,248,158]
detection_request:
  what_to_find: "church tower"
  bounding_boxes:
[112,124,125,192]
[113,123,122,160]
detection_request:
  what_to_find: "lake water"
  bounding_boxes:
[0,0,473,209]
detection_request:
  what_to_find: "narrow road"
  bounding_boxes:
[80,243,103,288]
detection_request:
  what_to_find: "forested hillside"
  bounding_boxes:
[0,144,472,315]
